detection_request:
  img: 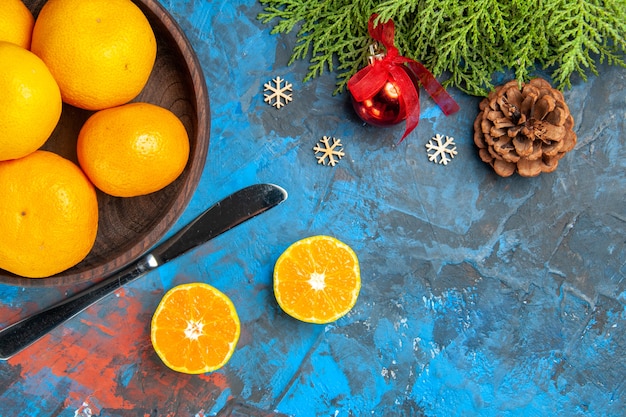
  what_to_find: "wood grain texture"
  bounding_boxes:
[0,0,210,287]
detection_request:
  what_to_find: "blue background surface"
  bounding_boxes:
[1,1,625,416]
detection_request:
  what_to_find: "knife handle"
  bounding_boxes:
[0,255,158,360]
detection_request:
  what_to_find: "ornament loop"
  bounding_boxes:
[367,43,385,65]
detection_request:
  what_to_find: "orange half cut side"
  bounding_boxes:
[150,282,240,374]
[273,235,361,324]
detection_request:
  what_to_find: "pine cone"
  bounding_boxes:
[473,78,577,177]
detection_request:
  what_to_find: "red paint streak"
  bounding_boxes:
[0,302,39,328]
[199,371,230,391]
[7,286,234,412]
[7,289,147,409]
[79,318,116,336]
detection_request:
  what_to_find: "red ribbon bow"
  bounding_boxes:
[348,14,460,142]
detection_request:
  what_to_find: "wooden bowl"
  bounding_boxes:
[0,0,210,287]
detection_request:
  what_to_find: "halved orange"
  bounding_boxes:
[150,283,240,374]
[273,235,361,324]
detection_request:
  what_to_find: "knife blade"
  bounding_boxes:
[0,183,288,360]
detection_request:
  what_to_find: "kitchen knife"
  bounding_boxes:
[0,183,288,360]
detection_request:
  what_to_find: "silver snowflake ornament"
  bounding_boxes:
[426,134,457,165]
[314,136,345,167]
[264,76,293,109]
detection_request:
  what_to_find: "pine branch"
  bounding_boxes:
[258,0,626,96]
[546,0,626,89]
[507,0,552,84]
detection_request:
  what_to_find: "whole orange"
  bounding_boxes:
[0,150,99,278]
[77,102,190,197]
[31,0,156,110]
[0,42,62,161]
[0,0,34,49]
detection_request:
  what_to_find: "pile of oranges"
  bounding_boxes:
[0,0,190,278]
[2,0,363,377]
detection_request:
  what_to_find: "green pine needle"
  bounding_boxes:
[257,0,626,96]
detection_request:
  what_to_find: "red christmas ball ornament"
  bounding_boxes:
[347,14,460,143]
[350,64,418,127]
